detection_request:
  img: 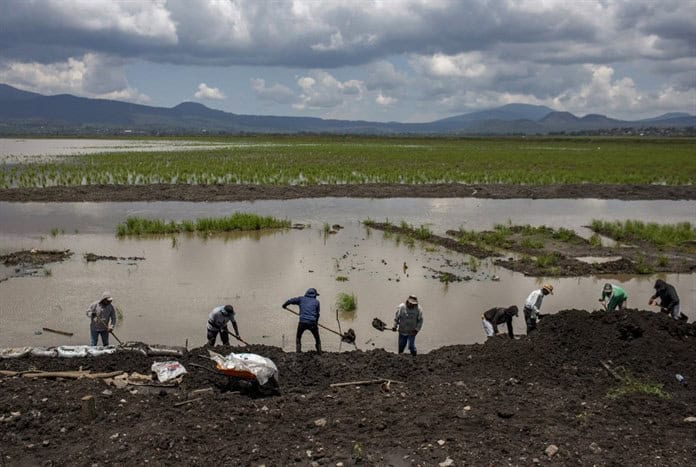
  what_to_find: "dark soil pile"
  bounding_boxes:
[1,309,695,466]
[0,249,72,267]
[1,183,695,202]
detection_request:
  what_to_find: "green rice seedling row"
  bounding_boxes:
[116,213,290,237]
[2,136,695,188]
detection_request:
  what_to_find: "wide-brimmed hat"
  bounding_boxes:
[542,284,554,295]
[100,291,113,302]
[406,295,418,305]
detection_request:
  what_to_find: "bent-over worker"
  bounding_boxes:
[283,288,322,354]
[523,284,553,333]
[393,295,423,355]
[482,306,519,339]
[207,305,240,346]
[86,291,116,346]
[649,279,684,321]
[599,283,628,311]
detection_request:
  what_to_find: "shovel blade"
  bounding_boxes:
[371,318,387,332]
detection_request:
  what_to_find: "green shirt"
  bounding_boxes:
[600,285,628,311]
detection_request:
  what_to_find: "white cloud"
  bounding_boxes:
[251,78,295,104]
[376,93,397,106]
[194,83,225,100]
[294,71,364,110]
[0,53,150,103]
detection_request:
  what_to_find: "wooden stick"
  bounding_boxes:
[22,370,124,379]
[173,398,201,407]
[81,395,96,422]
[330,378,404,388]
[42,327,74,337]
[599,360,623,381]
[190,387,214,395]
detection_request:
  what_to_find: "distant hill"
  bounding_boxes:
[0,83,693,135]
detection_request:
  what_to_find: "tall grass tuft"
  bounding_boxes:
[590,220,696,247]
[116,213,290,237]
[336,292,357,312]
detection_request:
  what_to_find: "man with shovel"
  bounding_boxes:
[283,288,322,354]
[393,295,423,356]
[649,279,686,321]
[86,291,117,346]
[207,305,241,346]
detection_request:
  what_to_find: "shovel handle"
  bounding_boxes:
[282,307,343,337]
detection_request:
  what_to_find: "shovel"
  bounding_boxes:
[93,315,123,345]
[282,306,356,344]
[231,333,250,346]
[371,318,396,332]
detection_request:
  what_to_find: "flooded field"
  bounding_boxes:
[0,138,251,164]
[1,198,693,352]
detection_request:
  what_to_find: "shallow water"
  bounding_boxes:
[1,198,694,352]
[0,138,243,163]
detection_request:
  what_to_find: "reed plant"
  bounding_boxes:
[590,220,696,247]
[116,213,289,237]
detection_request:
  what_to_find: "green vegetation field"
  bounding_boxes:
[2,136,695,188]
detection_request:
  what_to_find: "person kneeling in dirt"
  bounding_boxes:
[599,283,628,312]
[283,288,322,354]
[523,284,553,333]
[482,306,519,339]
[392,295,423,355]
[207,305,241,346]
[650,279,686,321]
[86,291,116,346]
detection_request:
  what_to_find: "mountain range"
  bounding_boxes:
[0,84,693,135]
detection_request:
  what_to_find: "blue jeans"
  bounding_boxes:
[398,333,417,355]
[90,329,109,346]
[671,304,681,320]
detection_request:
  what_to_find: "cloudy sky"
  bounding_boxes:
[0,0,694,122]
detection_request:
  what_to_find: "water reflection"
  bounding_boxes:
[1,224,693,352]
[1,198,694,352]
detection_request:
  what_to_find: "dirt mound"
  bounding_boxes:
[1,309,695,465]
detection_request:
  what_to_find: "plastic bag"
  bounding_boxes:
[0,347,32,359]
[151,361,187,382]
[30,347,58,357]
[56,345,89,358]
[208,351,279,385]
[87,346,117,356]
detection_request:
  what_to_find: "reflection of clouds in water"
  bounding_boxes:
[0,224,693,351]
[1,197,695,236]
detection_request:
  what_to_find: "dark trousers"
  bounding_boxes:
[296,321,321,353]
[207,327,229,346]
[523,307,537,333]
[398,333,417,355]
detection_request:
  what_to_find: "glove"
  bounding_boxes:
[391,326,397,332]
[411,330,418,336]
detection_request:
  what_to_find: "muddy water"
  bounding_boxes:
[1,199,694,352]
[0,138,242,163]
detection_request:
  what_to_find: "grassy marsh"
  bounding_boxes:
[590,220,696,248]
[116,213,290,237]
[3,136,695,188]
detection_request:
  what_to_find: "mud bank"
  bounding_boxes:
[1,309,695,466]
[1,183,696,202]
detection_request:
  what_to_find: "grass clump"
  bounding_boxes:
[117,213,290,237]
[520,238,544,249]
[335,276,349,282]
[535,252,561,268]
[336,292,357,312]
[607,373,670,400]
[589,233,602,248]
[590,220,696,247]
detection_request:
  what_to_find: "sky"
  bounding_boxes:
[0,0,694,122]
